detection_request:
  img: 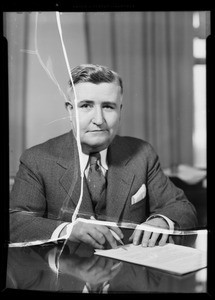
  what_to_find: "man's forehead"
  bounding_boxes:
[68,82,122,102]
[70,81,120,91]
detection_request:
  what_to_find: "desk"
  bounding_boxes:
[5,230,207,293]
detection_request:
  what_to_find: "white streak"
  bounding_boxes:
[55,11,84,223]
[78,218,207,236]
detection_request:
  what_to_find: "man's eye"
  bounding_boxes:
[80,104,93,109]
[103,105,114,110]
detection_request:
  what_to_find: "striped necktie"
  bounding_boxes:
[87,152,106,206]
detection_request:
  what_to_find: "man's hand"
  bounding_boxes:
[129,217,169,247]
[63,219,124,249]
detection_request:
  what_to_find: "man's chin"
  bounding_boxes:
[82,138,110,152]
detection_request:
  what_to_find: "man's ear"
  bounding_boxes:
[65,101,73,121]
[118,103,123,123]
[65,101,73,110]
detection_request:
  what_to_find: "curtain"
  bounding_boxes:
[5,13,29,177]
[84,11,194,169]
[6,12,87,176]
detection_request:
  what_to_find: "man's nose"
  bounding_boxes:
[93,106,104,125]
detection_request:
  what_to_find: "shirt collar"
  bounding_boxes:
[100,149,108,171]
[79,149,108,173]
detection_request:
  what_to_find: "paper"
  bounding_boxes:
[95,243,207,275]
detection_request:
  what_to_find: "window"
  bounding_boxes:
[192,11,209,168]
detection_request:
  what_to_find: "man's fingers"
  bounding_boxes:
[133,228,144,245]
[158,234,169,246]
[109,226,124,240]
[93,229,106,245]
[147,232,160,247]
[79,224,106,247]
[84,234,105,249]
[97,226,117,249]
[128,231,134,242]
[75,222,111,248]
[141,231,152,247]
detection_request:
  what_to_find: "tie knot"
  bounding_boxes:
[89,152,100,166]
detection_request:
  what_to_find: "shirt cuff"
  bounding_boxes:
[51,222,70,240]
[146,214,175,232]
[49,222,76,273]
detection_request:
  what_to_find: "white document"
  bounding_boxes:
[95,243,207,275]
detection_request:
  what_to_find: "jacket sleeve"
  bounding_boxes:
[145,143,198,230]
[10,148,64,243]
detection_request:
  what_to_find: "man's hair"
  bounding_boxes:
[68,64,123,94]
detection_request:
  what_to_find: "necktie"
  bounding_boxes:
[87,152,106,206]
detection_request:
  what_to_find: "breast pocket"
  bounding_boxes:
[129,197,146,212]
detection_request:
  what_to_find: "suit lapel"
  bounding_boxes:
[57,132,94,217]
[106,166,134,222]
[106,136,135,222]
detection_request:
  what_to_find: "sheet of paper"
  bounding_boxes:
[95,243,207,275]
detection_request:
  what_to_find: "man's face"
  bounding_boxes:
[68,82,122,153]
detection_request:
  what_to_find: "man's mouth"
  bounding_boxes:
[89,129,107,132]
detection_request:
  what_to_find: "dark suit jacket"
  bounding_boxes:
[10,130,197,243]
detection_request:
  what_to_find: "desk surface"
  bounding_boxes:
[5,230,207,294]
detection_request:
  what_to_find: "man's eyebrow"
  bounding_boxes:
[78,100,117,106]
[102,101,117,106]
[78,100,94,104]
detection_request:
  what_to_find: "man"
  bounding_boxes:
[10,64,197,249]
